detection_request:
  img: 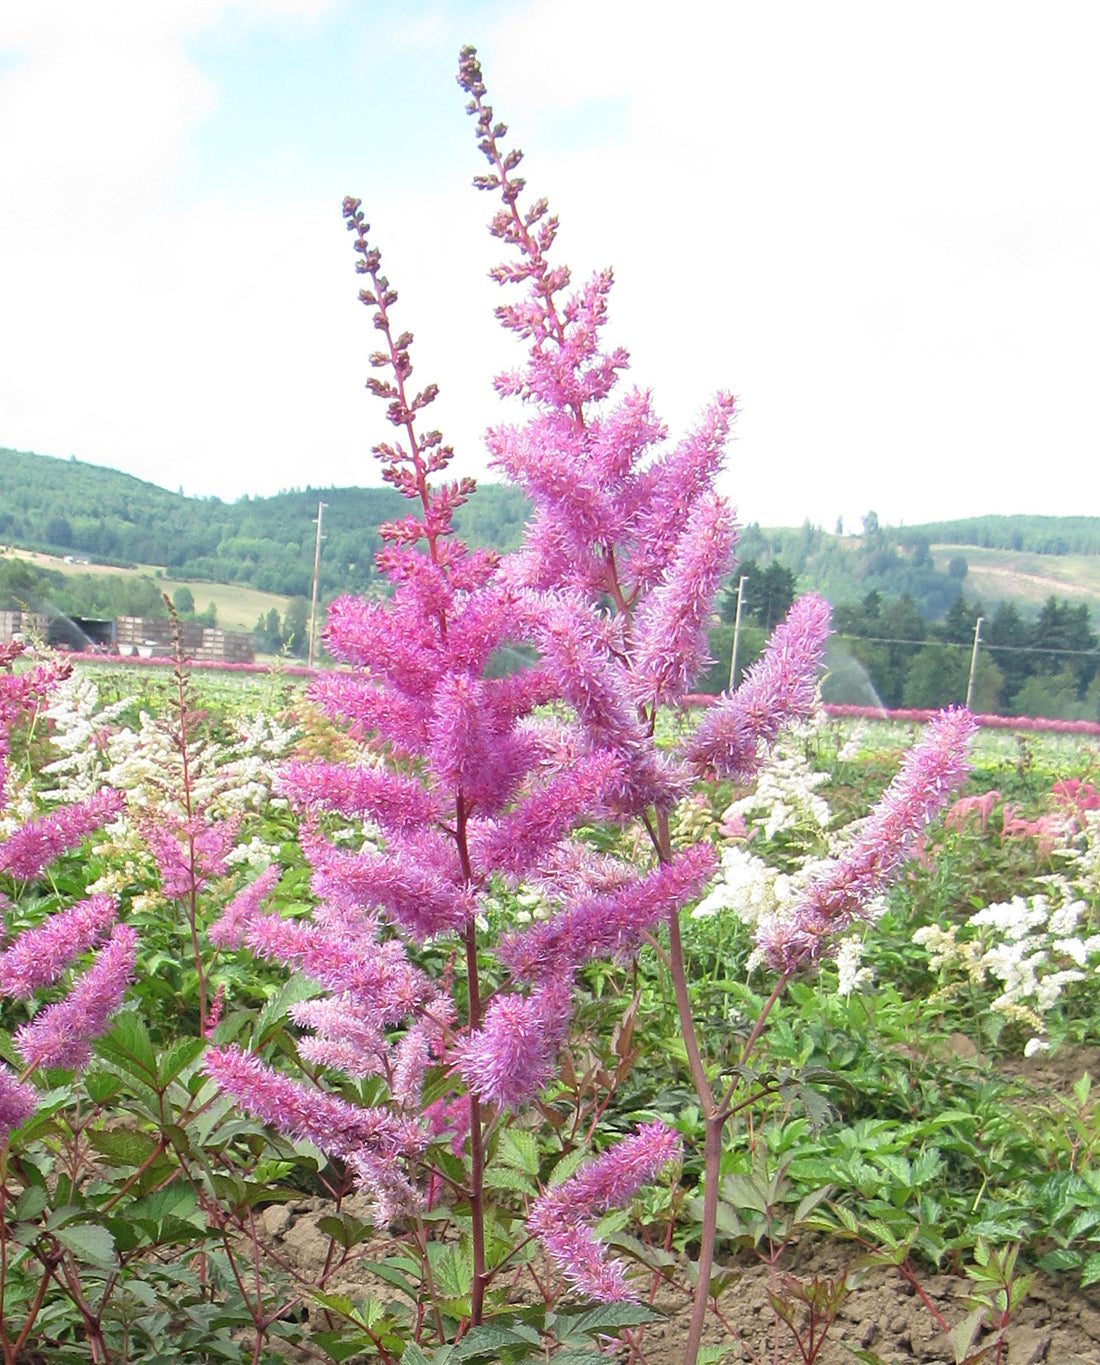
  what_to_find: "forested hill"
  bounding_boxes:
[897,515,1100,556]
[0,447,531,598]
[3,445,1100,611]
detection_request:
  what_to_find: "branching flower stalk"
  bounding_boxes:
[456,46,976,1362]
[200,47,980,1363]
[0,643,140,1360]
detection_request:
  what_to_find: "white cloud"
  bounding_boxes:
[1,0,1098,528]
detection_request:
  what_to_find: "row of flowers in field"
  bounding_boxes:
[822,701,1100,736]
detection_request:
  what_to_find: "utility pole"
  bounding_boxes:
[308,500,328,669]
[965,615,983,710]
[728,575,748,691]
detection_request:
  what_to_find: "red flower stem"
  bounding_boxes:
[462,917,487,1326]
[651,808,722,1365]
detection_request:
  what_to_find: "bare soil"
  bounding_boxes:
[263,1197,1100,1364]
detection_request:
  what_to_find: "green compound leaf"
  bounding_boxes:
[55,1223,117,1270]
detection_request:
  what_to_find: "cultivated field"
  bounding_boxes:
[5,547,291,631]
[934,542,1100,611]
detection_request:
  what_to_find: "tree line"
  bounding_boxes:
[0,448,530,599]
[829,590,1099,720]
[3,451,1098,707]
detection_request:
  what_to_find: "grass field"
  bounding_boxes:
[7,549,291,631]
[11,539,1100,634]
[933,542,1100,610]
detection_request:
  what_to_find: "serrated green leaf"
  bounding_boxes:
[1037,1247,1081,1273]
[157,1036,206,1087]
[87,1126,161,1167]
[317,1214,372,1249]
[696,1345,739,1365]
[794,1185,832,1224]
[15,1186,48,1221]
[399,1346,431,1365]
[1067,1209,1100,1239]
[1081,1252,1100,1287]
[128,1183,197,1224]
[832,1202,860,1235]
[567,1301,659,1335]
[450,1323,531,1359]
[794,1083,833,1133]
[366,1261,420,1301]
[83,1070,123,1105]
[947,1306,985,1364]
[308,1290,354,1316]
[311,1331,379,1363]
[94,1012,157,1084]
[55,1223,116,1269]
[498,1128,539,1177]
[254,973,324,1045]
[427,1241,473,1299]
[719,1172,770,1214]
[911,1148,945,1186]
[484,1166,537,1197]
[548,1146,588,1186]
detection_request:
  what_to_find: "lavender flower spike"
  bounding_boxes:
[0,894,117,999]
[0,1064,38,1138]
[757,706,978,972]
[208,865,280,949]
[0,790,124,883]
[630,491,737,708]
[528,1122,681,1301]
[687,593,831,781]
[14,924,138,1073]
[455,979,572,1109]
[204,1045,423,1220]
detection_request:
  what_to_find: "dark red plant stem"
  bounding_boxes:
[897,1259,951,1333]
[454,794,487,1323]
[462,918,487,1325]
[650,807,723,1365]
[167,601,208,1035]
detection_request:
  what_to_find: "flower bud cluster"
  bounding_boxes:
[0,645,135,1136]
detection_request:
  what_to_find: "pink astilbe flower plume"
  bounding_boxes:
[469,750,622,879]
[527,1122,681,1301]
[688,593,832,781]
[499,844,717,983]
[277,760,439,831]
[14,924,138,1072]
[756,706,978,972]
[0,894,117,998]
[624,394,737,589]
[204,1045,423,1221]
[0,646,71,813]
[455,978,572,1109]
[207,865,280,950]
[630,492,737,708]
[144,814,238,902]
[308,675,430,754]
[243,909,430,1018]
[303,829,474,941]
[0,789,124,882]
[0,1064,38,1138]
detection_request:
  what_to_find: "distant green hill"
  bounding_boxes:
[735,515,1100,625]
[0,447,530,599]
[899,515,1100,556]
[3,444,1098,624]
[3,446,1098,716]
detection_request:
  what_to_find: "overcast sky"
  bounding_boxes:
[2,1,1097,531]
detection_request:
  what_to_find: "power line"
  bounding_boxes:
[830,631,1100,658]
